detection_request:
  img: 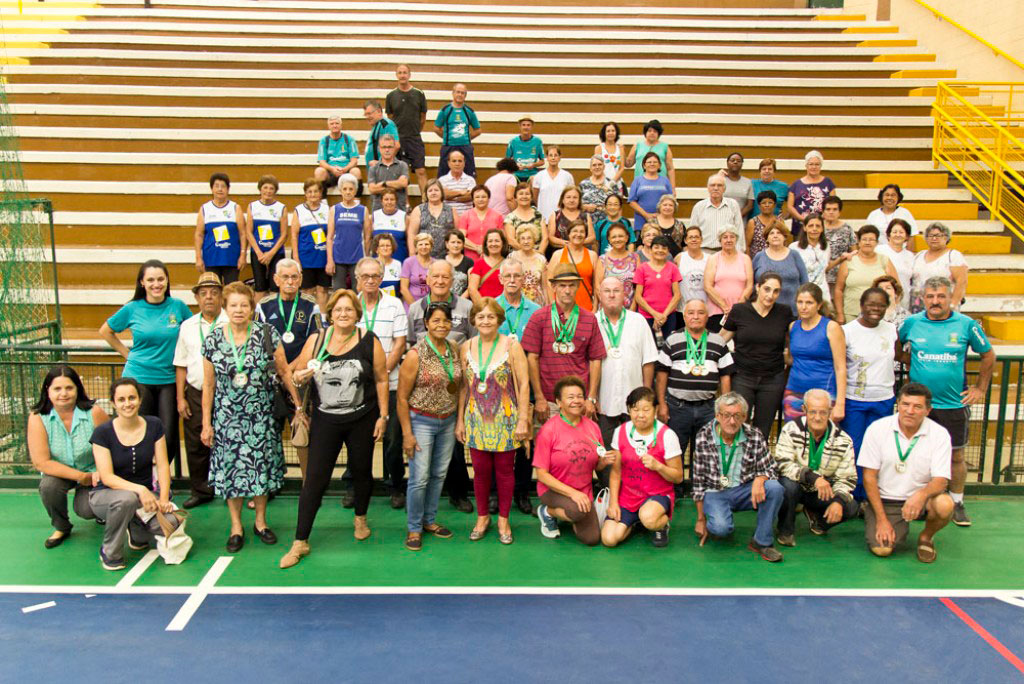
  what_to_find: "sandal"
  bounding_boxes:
[423,523,453,539]
[499,531,514,545]
[917,535,937,563]
[469,520,490,541]
[405,533,422,551]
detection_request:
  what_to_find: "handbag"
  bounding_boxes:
[290,328,327,448]
[262,323,291,421]
[594,487,610,527]
[154,509,193,565]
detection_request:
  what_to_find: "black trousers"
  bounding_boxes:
[731,369,787,440]
[777,476,860,536]
[182,384,213,496]
[296,409,378,540]
[596,413,628,490]
[340,391,404,493]
[446,439,471,500]
[140,382,180,466]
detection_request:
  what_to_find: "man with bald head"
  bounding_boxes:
[774,388,859,546]
[434,83,481,178]
[656,298,734,479]
[438,149,475,215]
[596,276,658,448]
[689,173,744,252]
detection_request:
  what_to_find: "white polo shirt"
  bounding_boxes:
[857,414,951,501]
[355,292,408,391]
[596,308,659,417]
[173,310,228,391]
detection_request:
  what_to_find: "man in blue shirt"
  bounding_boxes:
[505,115,545,182]
[363,99,401,167]
[313,115,361,196]
[899,275,995,527]
[434,82,481,178]
[495,259,540,514]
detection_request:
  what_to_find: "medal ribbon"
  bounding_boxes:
[558,412,604,449]
[504,297,525,336]
[716,426,742,482]
[426,337,456,385]
[476,337,499,385]
[629,421,659,449]
[685,330,707,367]
[198,316,215,347]
[314,326,336,363]
[807,425,830,471]
[550,304,580,344]
[225,323,252,375]
[599,310,626,350]
[277,295,298,337]
[360,293,380,333]
[894,433,921,466]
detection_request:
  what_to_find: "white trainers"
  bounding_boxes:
[537,504,560,539]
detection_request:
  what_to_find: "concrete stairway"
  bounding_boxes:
[1,0,1021,348]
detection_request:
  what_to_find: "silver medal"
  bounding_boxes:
[508,333,517,343]
[681,362,693,374]
[232,372,248,388]
[566,342,576,354]
[635,445,648,457]
[719,475,730,488]
[552,342,562,354]
[694,365,706,377]
[609,347,621,359]
[596,446,607,458]
[895,461,907,473]
[306,359,322,373]
[282,331,295,344]
[476,382,488,393]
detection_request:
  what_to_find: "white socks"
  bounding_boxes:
[950,492,964,504]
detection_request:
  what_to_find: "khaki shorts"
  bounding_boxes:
[863,498,935,549]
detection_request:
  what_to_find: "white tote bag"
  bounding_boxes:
[594,487,610,527]
[154,510,193,565]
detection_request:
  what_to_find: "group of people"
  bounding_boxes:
[30,64,994,569]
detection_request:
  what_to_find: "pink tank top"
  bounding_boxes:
[616,423,676,515]
[708,252,747,316]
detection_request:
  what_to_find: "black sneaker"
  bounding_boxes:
[651,523,669,548]
[515,493,533,516]
[341,490,355,509]
[450,497,473,514]
[952,501,972,527]
[100,550,126,571]
[803,508,826,536]
[390,491,406,509]
[126,529,148,551]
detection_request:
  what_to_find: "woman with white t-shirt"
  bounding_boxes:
[792,213,831,302]
[908,221,967,313]
[875,218,914,309]
[675,224,707,308]
[865,184,917,245]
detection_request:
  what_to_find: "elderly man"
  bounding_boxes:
[899,275,994,526]
[363,99,400,167]
[256,259,323,479]
[692,392,784,562]
[385,64,429,199]
[434,82,481,178]
[495,259,541,513]
[596,276,657,448]
[521,264,606,423]
[689,173,745,252]
[366,134,410,212]
[858,383,955,562]
[774,388,859,546]
[313,114,361,195]
[438,149,475,215]
[337,257,409,508]
[406,259,477,512]
[173,272,227,508]
[506,115,545,182]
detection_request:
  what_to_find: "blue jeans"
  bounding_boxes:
[702,479,784,547]
[406,411,456,533]
[841,397,894,500]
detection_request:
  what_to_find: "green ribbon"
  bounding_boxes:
[277,295,298,337]
[894,432,921,466]
[225,323,251,375]
[476,337,499,385]
[550,304,580,344]
[686,330,707,366]
[716,426,743,483]
[807,425,830,471]
[426,336,456,385]
[599,310,626,350]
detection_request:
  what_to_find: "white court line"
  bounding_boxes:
[995,596,1024,610]
[21,601,56,613]
[164,557,233,632]
[115,549,159,589]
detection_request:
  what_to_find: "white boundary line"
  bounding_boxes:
[21,600,56,613]
[164,556,233,632]
[115,549,159,589]
[994,596,1024,610]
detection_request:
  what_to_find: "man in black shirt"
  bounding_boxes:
[386,64,429,201]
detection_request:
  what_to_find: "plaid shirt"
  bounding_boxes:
[691,421,776,501]
[774,418,857,504]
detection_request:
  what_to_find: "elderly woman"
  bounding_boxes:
[247,174,288,300]
[291,177,331,311]
[505,181,546,252]
[876,218,915,309]
[595,222,641,309]
[467,229,509,304]
[909,221,967,313]
[442,228,474,298]
[636,223,658,263]
[834,225,898,324]
[746,190,787,260]
[626,119,674,186]
[628,152,673,232]
[534,376,618,546]
[548,219,598,311]
[372,233,403,298]
[400,232,435,305]
[647,193,685,256]
[396,300,464,551]
[580,155,617,227]
[873,274,910,331]
[89,378,178,571]
[822,195,856,295]
[547,185,593,256]
[786,150,836,236]
[752,223,808,315]
[202,282,298,553]
[458,184,503,260]
[408,178,458,259]
[595,121,626,190]
[508,224,547,305]
[279,289,389,567]
[455,297,531,543]
[722,152,754,217]
[866,184,917,244]
[28,366,109,549]
[326,173,369,292]
[784,283,847,422]
[601,387,683,548]
[750,158,789,220]
[195,172,245,285]
[703,226,753,332]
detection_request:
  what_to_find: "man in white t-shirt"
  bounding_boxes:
[531,145,575,221]
[857,382,954,563]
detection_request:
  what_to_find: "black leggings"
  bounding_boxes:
[140,382,180,465]
[731,369,787,440]
[296,409,378,540]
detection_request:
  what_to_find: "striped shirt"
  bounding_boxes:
[520,303,607,402]
[774,418,857,504]
[657,329,734,402]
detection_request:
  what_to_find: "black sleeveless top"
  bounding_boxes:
[311,329,379,424]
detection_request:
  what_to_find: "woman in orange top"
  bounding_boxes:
[547,219,597,311]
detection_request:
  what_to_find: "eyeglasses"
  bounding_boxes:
[278,274,300,281]
[359,273,382,280]
[717,411,745,422]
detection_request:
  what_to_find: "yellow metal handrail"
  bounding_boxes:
[932,82,1024,243]
[912,0,1024,73]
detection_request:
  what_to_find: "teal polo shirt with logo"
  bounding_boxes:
[899,311,992,409]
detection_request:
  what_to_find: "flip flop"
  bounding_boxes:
[917,535,937,563]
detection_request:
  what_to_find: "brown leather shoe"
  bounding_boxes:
[747,540,783,562]
[279,540,310,569]
[354,515,371,541]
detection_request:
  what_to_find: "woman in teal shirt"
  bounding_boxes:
[625,119,675,188]
[99,259,193,466]
[27,365,109,548]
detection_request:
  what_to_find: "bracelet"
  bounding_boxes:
[378,415,389,421]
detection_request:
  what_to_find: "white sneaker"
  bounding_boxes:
[537,504,560,539]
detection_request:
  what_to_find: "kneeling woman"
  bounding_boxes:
[602,387,683,548]
[534,376,617,546]
[89,378,178,571]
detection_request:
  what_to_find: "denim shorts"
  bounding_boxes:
[618,494,673,527]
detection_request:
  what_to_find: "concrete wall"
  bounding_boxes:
[845,0,1024,82]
